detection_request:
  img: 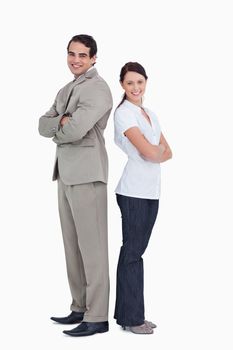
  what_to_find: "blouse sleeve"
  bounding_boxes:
[114,108,139,136]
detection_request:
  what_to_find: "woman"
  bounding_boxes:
[114,62,172,334]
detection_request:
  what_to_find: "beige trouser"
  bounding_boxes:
[57,178,109,322]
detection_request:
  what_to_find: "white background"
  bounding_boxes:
[0,0,233,349]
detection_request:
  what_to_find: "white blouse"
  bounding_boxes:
[114,99,161,199]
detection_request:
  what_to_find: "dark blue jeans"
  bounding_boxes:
[114,194,159,327]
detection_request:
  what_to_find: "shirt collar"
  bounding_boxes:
[123,99,144,112]
[73,66,96,82]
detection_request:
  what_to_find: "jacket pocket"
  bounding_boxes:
[72,138,95,147]
[71,129,96,147]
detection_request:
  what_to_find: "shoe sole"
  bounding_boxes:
[63,328,109,337]
[122,326,153,334]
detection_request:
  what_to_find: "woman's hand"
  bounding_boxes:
[158,133,173,162]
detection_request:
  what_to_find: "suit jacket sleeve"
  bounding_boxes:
[38,93,64,138]
[52,81,112,145]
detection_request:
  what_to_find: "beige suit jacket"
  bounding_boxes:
[39,68,113,185]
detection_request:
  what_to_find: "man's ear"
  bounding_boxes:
[91,55,97,65]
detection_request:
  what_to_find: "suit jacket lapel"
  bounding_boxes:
[64,68,98,111]
[73,67,98,87]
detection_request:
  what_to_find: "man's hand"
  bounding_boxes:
[60,115,70,126]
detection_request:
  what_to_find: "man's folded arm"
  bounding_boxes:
[52,86,112,145]
[38,97,63,138]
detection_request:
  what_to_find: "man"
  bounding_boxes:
[39,34,112,337]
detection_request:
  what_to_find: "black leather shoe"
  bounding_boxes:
[63,321,109,336]
[50,311,84,324]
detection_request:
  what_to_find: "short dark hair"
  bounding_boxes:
[118,62,148,107]
[67,34,97,58]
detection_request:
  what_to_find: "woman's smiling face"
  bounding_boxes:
[121,71,147,106]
